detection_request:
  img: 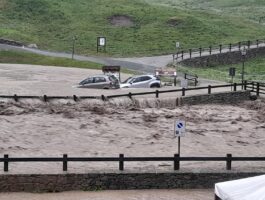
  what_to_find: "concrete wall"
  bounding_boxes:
[180,46,265,67]
[0,172,263,192]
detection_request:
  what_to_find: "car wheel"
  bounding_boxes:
[150,84,160,88]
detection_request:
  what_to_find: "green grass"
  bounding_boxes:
[177,56,265,83]
[0,50,102,68]
[146,0,265,23]
[0,0,265,56]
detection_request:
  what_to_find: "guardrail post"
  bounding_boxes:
[199,47,202,57]
[4,154,8,172]
[155,90,159,98]
[174,154,180,170]
[63,154,68,171]
[229,43,232,52]
[257,82,260,96]
[189,49,192,58]
[14,94,18,102]
[119,154,124,171]
[208,85,211,94]
[43,95,48,102]
[73,95,78,102]
[247,41,250,48]
[219,44,222,53]
[238,42,241,50]
[182,88,185,96]
[209,46,212,55]
[226,154,232,170]
[233,83,237,91]
[256,39,259,48]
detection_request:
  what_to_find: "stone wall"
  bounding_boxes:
[0,172,263,192]
[181,91,251,105]
[180,46,265,67]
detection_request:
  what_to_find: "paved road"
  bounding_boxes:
[0,44,155,73]
[1,41,265,73]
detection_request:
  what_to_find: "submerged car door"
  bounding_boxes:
[131,76,152,88]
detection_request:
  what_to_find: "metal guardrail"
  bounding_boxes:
[1,154,265,172]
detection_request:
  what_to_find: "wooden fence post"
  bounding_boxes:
[256,40,259,47]
[244,80,247,90]
[14,94,18,102]
[155,90,159,98]
[219,44,222,53]
[181,51,184,60]
[73,95,78,102]
[238,42,241,50]
[63,154,68,171]
[128,92,132,99]
[257,82,260,96]
[226,154,232,170]
[101,95,106,101]
[199,47,202,57]
[182,88,186,96]
[247,40,250,49]
[119,154,124,171]
[174,154,180,170]
[189,49,192,58]
[233,83,237,91]
[209,46,212,55]
[4,154,8,172]
[229,44,232,52]
[208,85,212,94]
[43,95,48,102]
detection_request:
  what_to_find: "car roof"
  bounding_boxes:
[131,74,154,78]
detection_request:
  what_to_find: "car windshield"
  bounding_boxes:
[79,77,93,85]
[122,77,132,84]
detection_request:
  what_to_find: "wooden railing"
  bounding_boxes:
[0,82,254,102]
[1,154,265,172]
[173,38,265,61]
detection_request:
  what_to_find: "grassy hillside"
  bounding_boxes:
[146,0,265,23]
[178,56,265,82]
[0,0,265,56]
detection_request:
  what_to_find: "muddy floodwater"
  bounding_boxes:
[0,98,264,174]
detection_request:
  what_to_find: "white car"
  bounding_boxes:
[120,75,161,88]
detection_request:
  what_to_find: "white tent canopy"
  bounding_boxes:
[215,175,265,200]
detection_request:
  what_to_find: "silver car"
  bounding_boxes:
[120,75,161,88]
[78,75,119,89]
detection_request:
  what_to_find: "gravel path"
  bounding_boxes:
[0,190,214,200]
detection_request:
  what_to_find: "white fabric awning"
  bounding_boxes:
[215,175,265,200]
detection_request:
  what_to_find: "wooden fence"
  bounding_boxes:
[246,81,265,96]
[173,38,265,61]
[1,154,265,172]
[0,82,260,102]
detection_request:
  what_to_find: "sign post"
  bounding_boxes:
[175,120,185,155]
[229,67,236,91]
[97,37,106,53]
